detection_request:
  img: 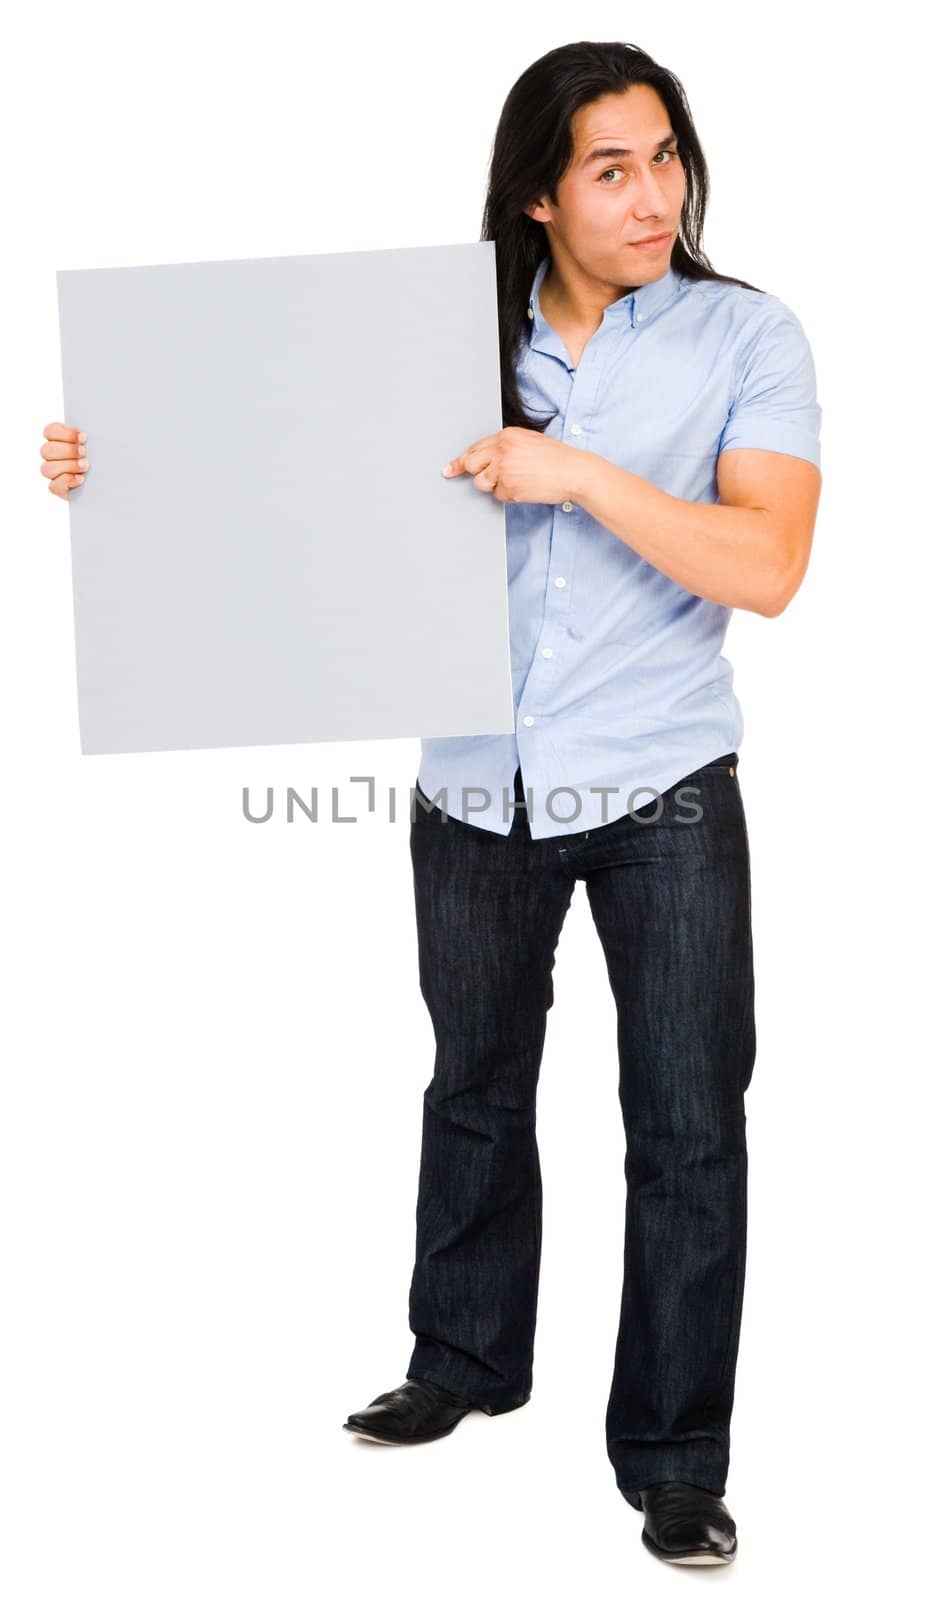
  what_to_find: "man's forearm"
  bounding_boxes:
[568,449,788,617]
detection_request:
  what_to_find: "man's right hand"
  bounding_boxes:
[40,422,89,499]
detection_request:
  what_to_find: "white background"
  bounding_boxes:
[2,2,932,1592]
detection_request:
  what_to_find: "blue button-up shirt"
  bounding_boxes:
[418,254,822,839]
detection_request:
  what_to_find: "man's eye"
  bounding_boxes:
[599,150,677,182]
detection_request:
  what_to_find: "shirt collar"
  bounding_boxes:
[526,253,682,350]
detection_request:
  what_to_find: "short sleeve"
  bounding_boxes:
[719,300,822,468]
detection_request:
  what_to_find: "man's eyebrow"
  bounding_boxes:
[580,132,678,168]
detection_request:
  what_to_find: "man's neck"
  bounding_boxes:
[540,260,640,334]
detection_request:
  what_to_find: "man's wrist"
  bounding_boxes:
[565,446,600,505]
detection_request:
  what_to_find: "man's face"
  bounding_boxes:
[527,85,687,286]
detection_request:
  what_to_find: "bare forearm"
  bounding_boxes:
[569,450,787,617]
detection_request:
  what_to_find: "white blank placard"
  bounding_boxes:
[56,241,515,755]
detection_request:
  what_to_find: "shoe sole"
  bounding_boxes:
[342,1413,471,1445]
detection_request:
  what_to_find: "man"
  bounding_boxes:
[350,44,821,1567]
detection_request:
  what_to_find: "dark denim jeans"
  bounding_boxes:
[405,754,755,1499]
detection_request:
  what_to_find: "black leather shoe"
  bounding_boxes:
[623,1481,738,1564]
[343,1378,488,1444]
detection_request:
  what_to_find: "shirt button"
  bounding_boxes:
[554,577,566,587]
[527,306,534,319]
[522,715,535,727]
[561,501,573,512]
[635,311,645,322]
[541,647,553,658]
[570,423,582,435]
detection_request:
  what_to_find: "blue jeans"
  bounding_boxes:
[405,754,755,1499]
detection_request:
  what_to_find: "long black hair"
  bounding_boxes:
[481,40,764,431]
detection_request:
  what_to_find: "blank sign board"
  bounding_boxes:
[56,241,515,755]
